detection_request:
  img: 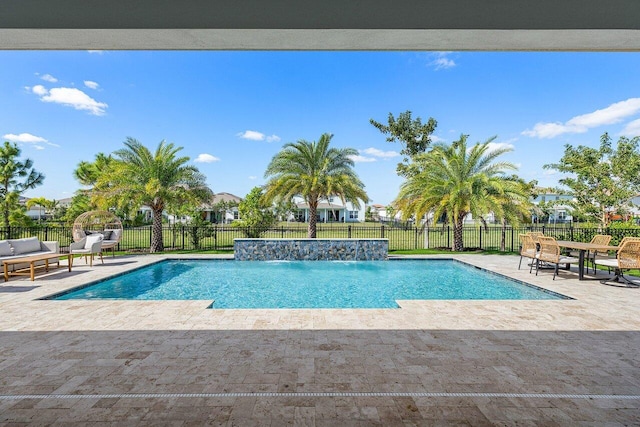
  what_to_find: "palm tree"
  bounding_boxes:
[93,138,211,252]
[493,176,534,251]
[25,197,54,222]
[73,153,113,187]
[264,133,369,238]
[395,134,528,251]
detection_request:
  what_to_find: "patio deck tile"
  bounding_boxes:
[0,253,639,424]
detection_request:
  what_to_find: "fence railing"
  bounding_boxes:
[1,224,639,253]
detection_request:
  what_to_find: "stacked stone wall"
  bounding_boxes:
[234,239,388,261]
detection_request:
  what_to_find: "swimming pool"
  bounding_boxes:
[49,259,568,308]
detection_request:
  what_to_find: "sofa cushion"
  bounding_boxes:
[85,234,103,249]
[100,230,113,240]
[0,240,13,256]
[10,237,41,255]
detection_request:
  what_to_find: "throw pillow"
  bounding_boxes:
[84,234,103,249]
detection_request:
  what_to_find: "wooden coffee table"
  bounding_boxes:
[3,253,72,281]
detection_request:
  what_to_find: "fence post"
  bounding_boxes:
[381,225,385,239]
[44,226,48,241]
[510,228,514,252]
[479,226,482,250]
[570,225,574,241]
[447,226,450,249]
[348,225,351,239]
[281,226,285,238]
[182,226,185,250]
[414,227,418,249]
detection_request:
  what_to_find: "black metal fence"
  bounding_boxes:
[2,224,640,253]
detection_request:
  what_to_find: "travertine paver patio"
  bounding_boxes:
[0,254,639,425]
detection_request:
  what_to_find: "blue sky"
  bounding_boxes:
[1,51,640,205]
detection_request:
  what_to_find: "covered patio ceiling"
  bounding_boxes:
[1,0,639,51]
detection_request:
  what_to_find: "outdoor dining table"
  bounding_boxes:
[556,240,619,280]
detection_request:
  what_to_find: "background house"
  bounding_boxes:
[21,196,72,221]
[530,190,574,224]
[293,196,366,223]
[141,192,242,225]
[201,192,242,224]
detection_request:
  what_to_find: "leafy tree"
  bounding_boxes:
[185,209,214,250]
[63,192,92,225]
[385,205,396,220]
[395,135,527,252]
[365,205,374,222]
[544,133,640,227]
[273,199,297,222]
[232,187,276,237]
[0,141,45,228]
[263,133,369,238]
[370,110,438,177]
[91,138,211,252]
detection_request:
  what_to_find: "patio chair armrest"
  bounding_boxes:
[69,238,87,251]
[90,240,104,252]
[41,241,59,253]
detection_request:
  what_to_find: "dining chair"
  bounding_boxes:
[535,236,580,280]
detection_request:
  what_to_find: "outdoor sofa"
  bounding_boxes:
[0,237,59,272]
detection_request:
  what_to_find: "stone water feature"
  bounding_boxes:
[234,238,388,261]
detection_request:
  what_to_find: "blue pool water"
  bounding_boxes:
[51,260,566,308]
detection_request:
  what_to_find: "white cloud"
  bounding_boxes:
[40,74,58,83]
[431,135,446,143]
[361,147,400,158]
[485,142,515,153]
[84,80,99,90]
[32,86,108,116]
[194,153,220,163]
[237,130,266,141]
[543,169,558,176]
[3,132,60,148]
[430,52,456,70]
[620,118,640,137]
[348,154,377,163]
[248,176,257,180]
[87,50,104,54]
[567,98,640,127]
[523,98,640,139]
[237,130,280,142]
[31,85,47,96]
